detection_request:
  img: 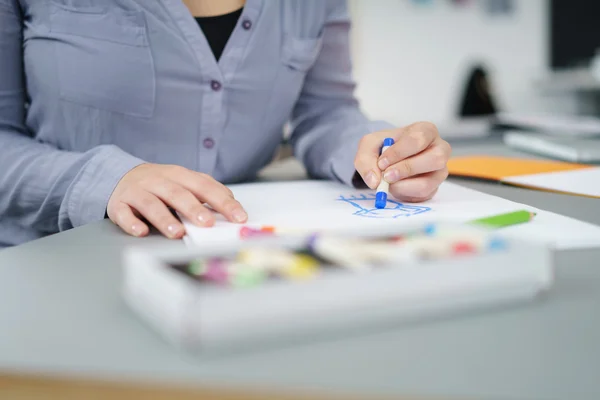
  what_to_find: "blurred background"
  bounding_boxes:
[347,0,600,131]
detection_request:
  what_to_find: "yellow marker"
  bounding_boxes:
[238,248,290,272]
[237,248,319,279]
[280,254,319,280]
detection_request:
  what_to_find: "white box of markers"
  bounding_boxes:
[121,223,554,352]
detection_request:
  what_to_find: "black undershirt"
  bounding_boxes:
[195,7,243,61]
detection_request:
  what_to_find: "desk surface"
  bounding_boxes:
[1,141,600,400]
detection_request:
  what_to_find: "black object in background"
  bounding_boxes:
[458,66,498,117]
[550,0,600,69]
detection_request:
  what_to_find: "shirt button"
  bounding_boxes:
[203,138,215,149]
[210,80,221,91]
[242,19,252,30]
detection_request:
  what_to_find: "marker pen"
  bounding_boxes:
[375,138,394,209]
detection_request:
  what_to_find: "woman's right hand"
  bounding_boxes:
[107,164,247,239]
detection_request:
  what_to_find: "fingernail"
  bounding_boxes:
[232,209,248,223]
[132,224,145,237]
[167,224,183,237]
[378,157,390,170]
[197,213,211,226]
[384,169,400,183]
[365,171,378,188]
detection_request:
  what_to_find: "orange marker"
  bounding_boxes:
[239,225,277,239]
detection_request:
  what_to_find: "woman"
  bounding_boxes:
[0,0,450,247]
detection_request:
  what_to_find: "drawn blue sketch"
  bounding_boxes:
[338,194,432,219]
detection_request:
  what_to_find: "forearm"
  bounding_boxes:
[291,99,393,185]
[0,131,144,233]
[288,0,394,186]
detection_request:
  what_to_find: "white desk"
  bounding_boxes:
[1,141,599,400]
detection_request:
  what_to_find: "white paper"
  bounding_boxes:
[182,181,600,250]
[503,168,600,199]
[499,209,600,250]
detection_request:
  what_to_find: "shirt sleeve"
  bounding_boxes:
[0,0,144,234]
[288,0,394,187]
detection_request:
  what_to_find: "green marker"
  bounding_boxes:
[187,259,206,276]
[231,266,266,288]
[469,210,536,229]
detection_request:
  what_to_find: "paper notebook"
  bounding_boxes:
[180,180,600,251]
[447,156,600,199]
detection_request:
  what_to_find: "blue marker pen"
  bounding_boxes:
[375,138,394,209]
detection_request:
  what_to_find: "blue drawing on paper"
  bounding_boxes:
[338,194,432,219]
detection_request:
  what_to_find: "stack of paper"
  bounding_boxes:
[448,155,600,199]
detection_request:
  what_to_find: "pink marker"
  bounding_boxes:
[203,258,229,285]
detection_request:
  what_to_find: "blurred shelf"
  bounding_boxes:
[535,67,600,93]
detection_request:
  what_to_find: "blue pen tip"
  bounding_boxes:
[383,138,394,147]
[488,237,507,251]
[375,192,387,209]
[424,223,436,236]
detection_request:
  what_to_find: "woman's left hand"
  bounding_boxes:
[354,122,451,202]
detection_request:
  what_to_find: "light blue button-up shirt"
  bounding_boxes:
[0,0,393,248]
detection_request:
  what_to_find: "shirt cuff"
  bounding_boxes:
[66,145,145,228]
[330,120,395,187]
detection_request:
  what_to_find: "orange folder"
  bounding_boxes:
[447,156,590,181]
[447,156,599,198]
